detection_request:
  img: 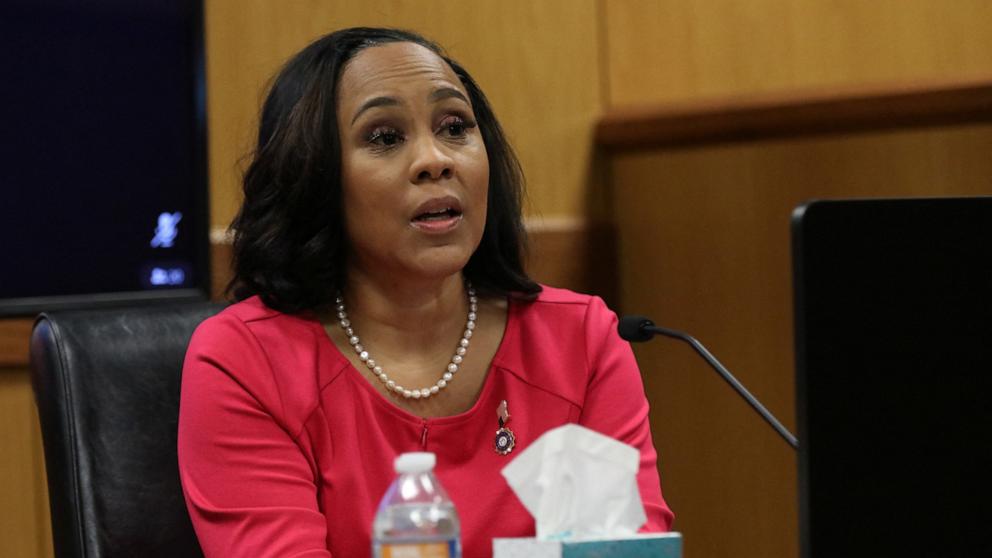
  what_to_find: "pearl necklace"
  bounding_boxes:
[334,284,477,400]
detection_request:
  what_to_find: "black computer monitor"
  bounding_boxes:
[0,0,208,316]
[792,197,992,558]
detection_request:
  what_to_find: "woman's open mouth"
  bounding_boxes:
[410,198,464,233]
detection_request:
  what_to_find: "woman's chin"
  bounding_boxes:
[403,246,475,281]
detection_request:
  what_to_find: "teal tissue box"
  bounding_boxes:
[493,532,682,558]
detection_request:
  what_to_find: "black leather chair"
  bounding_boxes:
[30,302,224,558]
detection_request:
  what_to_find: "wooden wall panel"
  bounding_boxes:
[0,369,53,558]
[612,125,992,558]
[0,319,32,368]
[603,2,992,557]
[206,0,603,229]
[605,0,992,106]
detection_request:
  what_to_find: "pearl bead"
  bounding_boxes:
[366,359,376,368]
[437,379,447,388]
[411,391,421,399]
[456,347,467,356]
[386,380,395,389]
[464,329,473,339]
[468,312,477,321]
[403,390,413,398]
[466,321,476,330]
[340,319,350,328]
[337,311,346,319]
[470,304,477,312]
[345,327,354,336]
[336,304,345,311]
[459,339,469,348]
[359,351,369,362]
[447,363,458,373]
[420,388,430,397]
[452,355,463,364]
[394,384,404,393]
[349,336,359,345]
[373,366,383,375]
[443,372,453,381]
[469,296,478,303]
[430,386,440,394]
[354,344,363,354]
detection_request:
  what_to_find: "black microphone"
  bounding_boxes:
[619,315,798,450]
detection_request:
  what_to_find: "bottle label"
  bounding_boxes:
[380,541,457,558]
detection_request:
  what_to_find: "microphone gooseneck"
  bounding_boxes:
[619,315,799,450]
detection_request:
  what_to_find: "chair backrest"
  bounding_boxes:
[30,302,223,558]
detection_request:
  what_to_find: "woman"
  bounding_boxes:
[178,27,673,557]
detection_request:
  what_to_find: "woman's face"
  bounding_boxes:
[336,42,489,284]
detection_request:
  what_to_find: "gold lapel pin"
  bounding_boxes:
[494,399,516,455]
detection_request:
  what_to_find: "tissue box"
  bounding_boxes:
[493,532,682,558]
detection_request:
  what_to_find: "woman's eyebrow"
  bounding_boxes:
[428,86,469,105]
[351,96,399,124]
[351,87,469,125]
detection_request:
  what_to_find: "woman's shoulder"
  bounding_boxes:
[497,285,623,399]
[202,295,283,325]
[514,284,615,326]
[528,284,597,305]
[183,296,337,434]
[193,295,315,341]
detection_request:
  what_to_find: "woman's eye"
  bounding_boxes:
[367,127,404,148]
[445,122,466,137]
[439,116,475,139]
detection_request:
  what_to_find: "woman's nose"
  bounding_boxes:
[410,136,454,183]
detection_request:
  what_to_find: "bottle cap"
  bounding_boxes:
[394,452,436,474]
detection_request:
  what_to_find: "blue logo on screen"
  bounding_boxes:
[140,261,192,289]
[150,212,183,248]
[149,267,186,286]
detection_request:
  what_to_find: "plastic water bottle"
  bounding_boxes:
[372,452,462,558]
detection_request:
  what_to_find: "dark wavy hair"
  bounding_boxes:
[229,27,541,313]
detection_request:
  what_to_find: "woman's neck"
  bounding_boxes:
[339,268,469,355]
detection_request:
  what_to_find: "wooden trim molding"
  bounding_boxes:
[0,319,33,368]
[596,76,992,151]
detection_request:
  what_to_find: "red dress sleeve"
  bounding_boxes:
[177,314,332,558]
[577,297,675,531]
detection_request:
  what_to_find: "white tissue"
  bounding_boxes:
[500,424,647,540]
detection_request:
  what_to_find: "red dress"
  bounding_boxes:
[178,286,674,557]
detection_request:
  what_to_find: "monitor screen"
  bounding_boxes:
[792,197,992,557]
[0,0,208,316]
